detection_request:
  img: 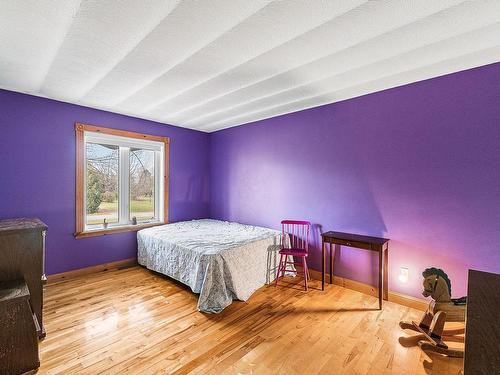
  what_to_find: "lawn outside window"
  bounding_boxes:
[75,123,169,238]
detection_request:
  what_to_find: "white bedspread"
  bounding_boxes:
[137,219,286,313]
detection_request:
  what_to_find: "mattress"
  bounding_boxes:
[137,219,287,313]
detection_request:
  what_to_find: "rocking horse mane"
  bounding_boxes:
[422,267,451,296]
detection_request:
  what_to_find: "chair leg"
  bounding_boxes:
[303,257,308,291]
[304,259,310,281]
[275,254,283,286]
[281,256,288,278]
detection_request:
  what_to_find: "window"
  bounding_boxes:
[75,123,169,238]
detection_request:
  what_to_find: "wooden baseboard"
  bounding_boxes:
[46,259,427,311]
[387,290,428,311]
[304,267,428,311]
[47,258,137,284]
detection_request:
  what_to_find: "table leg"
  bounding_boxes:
[383,244,388,301]
[322,240,325,291]
[330,243,335,284]
[378,250,383,310]
[328,243,331,284]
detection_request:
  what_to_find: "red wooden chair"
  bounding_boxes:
[275,220,311,291]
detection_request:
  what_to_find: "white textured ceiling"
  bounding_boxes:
[1,1,500,132]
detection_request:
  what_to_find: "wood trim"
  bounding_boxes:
[75,124,85,235]
[47,258,137,284]
[75,122,170,144]
[74,122,170,238]
[387,290,428,311]
[163,134,169,224]
[47,260,428,312]
[74,222,164,239]
[304,267,428,311]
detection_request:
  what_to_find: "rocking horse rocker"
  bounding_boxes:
[399,268,467,357]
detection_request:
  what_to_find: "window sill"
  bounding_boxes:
[74,222,165,239]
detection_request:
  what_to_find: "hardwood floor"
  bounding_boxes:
[39,266,463,374]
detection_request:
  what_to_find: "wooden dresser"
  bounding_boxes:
[464,269,500,374]
[0,218,47,339]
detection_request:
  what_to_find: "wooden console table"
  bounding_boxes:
[321,231,389,309]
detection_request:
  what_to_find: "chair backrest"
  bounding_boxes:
[281,220,311,252]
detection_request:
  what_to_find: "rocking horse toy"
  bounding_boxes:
[399,267,467,357]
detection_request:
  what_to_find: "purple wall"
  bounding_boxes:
[1,63,499,298]
[0,90,210,275]
[210,62,500,299]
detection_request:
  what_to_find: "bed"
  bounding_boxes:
[137,219,287,313]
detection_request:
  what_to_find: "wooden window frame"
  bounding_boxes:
[75,122,169,239]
